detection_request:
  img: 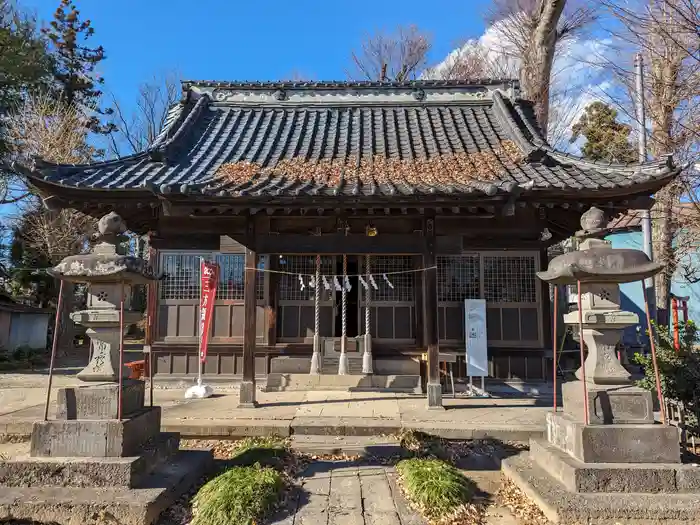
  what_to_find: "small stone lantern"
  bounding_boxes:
[50,211,158,384]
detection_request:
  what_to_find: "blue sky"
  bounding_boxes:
[22,0,493,112]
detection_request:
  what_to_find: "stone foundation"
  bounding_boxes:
[546,412,680,464]
[562,381,654,424]
[30,407,162,458]
[56,380,146,420]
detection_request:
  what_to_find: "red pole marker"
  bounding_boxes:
[642,282,666,425]
[553,286,558,413]
[44,280,65,421]
[118,282,125,421]
[576,281,590,425]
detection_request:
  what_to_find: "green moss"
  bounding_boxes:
[396,458,475,520]
[191,465,283,525]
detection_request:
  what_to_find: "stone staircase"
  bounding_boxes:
[265,373,422,393]
[321,356,365,375]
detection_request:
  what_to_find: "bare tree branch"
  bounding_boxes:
[348,26,431,82]
[486,0,599,134]
[108,70,180,158]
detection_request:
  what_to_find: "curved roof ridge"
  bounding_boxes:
[182,79,520,90]
[147,94,210,160]
[545,149,674,172]
[490,91,677,175]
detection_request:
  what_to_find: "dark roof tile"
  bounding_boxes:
[20,80,677,200]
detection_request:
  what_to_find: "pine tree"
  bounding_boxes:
[42,0,115,135]
[570,102,637,163]
[0,1,53,168]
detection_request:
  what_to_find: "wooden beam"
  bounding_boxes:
[239,217,258,408]
[255,233,426,254]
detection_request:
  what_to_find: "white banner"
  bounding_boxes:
[465,299,488,377]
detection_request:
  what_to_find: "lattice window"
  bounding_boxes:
[215,254,245,300]
[483,255,537,303]
[278,255,334,301]
[161,252,266,301]
[362,256,414,302]
[437,255,480,302]
[214,254,266,300]
[160,253,208,300]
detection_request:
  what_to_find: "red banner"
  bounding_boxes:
[199,260,219,363]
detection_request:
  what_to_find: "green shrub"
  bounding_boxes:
[634,320,700,405]
[191,465,283,525]
[230,436,289,470]
[399,429,449,459]
[396,458,474,520]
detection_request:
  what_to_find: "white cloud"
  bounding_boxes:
[428,17,617,151]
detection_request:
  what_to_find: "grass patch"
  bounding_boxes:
[191,465,283,525]
[229,436,290,470]
[399,429,450,459]
[396,458,475,521]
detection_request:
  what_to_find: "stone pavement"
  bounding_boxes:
[0,370,551,441]
[269,461,519,525]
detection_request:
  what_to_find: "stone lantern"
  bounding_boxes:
[0,211,212,525]
[502,207,700,523]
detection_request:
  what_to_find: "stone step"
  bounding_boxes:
[0,432,180,488]
[290,434,406,458]
[529,437,700,494]
[0,449,213,525]
[321,357,365,375]
[265,373,421,393]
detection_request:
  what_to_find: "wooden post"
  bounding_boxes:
[239,218,258,408]
[266,255,279,347]
[423,215,442,409]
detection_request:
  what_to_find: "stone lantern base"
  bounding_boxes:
[503,382,700,523]
[0,381,213,524]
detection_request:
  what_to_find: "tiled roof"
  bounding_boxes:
[607,203,697,231]
[17,80,678,201]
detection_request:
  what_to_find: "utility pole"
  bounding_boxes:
[635,53,656,320]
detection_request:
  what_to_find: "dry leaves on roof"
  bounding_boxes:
[215,139,524,189]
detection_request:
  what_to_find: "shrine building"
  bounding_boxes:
[18,80,678,407]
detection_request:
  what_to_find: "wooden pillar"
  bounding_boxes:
[265,255,279,346]
[239,218,258,408]
[423,214,442,409]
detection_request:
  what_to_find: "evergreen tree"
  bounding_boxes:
[570,102,637,163]
[42,0,115,135]
[0,1,53,187]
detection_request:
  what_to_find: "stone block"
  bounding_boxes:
[56,380,145,420]
[677,466,700,492]
[0,449,213,525]
[30,407,161,458]
[530,438,680,493]
[0,433,179,488]
[502,453,700,525]
[562,381,653,424]
[547,412,680,464]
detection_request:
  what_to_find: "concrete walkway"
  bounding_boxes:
[0,371,551,441]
